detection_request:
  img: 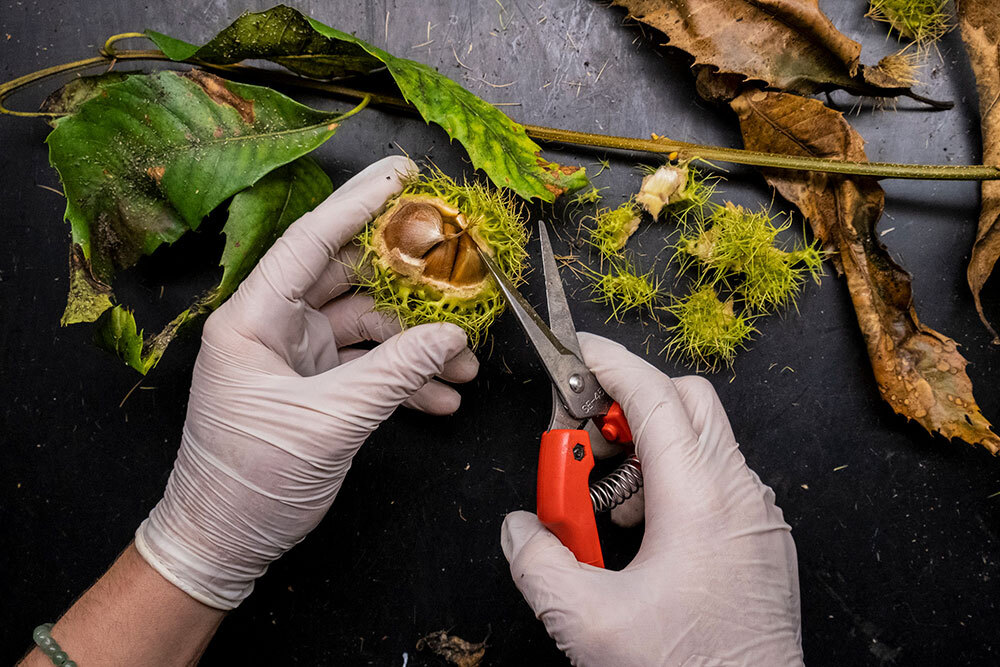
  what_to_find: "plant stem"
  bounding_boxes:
[0,54,116,117]
[520,125,994,181]
[3,47,999,182]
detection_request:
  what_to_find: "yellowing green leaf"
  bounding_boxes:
[146,5,382,79]
[45,70,351,324]
[214,156,333,304]
[147,4,587,202]
[95,305,195,375]
[95,157,334,374]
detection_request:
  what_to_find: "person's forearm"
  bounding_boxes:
[20,542,225,667]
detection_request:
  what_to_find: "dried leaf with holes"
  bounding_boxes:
[731,89,1000,453]
[612,0,931,102]
[958,0,1000,343]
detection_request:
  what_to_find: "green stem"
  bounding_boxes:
[205,68,1000,182]
[333,93,372,121]
[0,54,115,117]
[521,125,998,181]
[2,45,998,182]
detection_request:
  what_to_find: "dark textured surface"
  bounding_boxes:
[1,1,999,665]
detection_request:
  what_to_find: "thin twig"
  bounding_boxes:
[452,46,472,70]
[119,376,145,408]
[479,78,516,88]
[36,184,65,196]
[595,58,610,83]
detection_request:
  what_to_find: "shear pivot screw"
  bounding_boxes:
[568,374,584,393]
[572,444,585,460]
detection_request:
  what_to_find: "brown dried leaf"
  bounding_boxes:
[732,90,1000,454]
[416,630,486,667]
[958,0,1000,343]
[613,0,919,99]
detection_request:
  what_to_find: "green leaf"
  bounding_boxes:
[347,50,588,201]
[146,4,382,80]
[95,157,334,374]
[62,244,114,326]
[95,304,197,375]
[147,4,587,202]
[40,72,130,119]
[213,155,334,305]
[45,69,352,324]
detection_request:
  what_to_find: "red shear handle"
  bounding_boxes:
[593,401,632,444]
[537,429,604,568]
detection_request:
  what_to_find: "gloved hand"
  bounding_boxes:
[136,156,479,610]
[502,333,802,666]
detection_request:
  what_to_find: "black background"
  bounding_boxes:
[2,1,999,665]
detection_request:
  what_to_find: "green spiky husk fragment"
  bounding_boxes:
[866,0,952,43]
[586,259,663,322]
[357,171,527,346]
[677,202,824,312]
[585,200,641,258]
[664,285,756,370]
[671,166,717,227]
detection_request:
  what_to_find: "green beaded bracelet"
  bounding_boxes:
[32,624,77,667]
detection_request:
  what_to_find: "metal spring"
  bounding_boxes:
[589,455,642,513]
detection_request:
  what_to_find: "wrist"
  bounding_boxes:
[134,428,296,610]
[20,544,224,667]
[135,493,263,611]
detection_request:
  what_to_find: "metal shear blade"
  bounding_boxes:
[475,222,612,430]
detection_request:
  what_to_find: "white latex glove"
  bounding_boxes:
[502,333,802,666]
[136,156,479,610]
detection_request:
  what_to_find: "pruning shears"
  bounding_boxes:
[476,222,642,568]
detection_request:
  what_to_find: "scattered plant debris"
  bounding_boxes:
[416,630,485,667]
